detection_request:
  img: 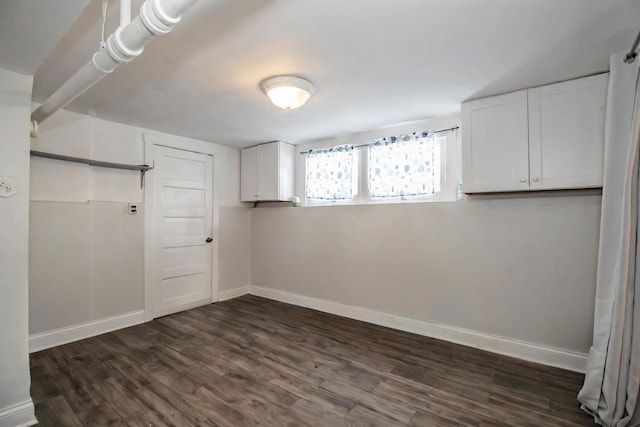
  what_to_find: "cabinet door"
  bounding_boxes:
[257,142,279,200]
[528,73,607,190]
[462,90,530,193]
[240,146,257,202]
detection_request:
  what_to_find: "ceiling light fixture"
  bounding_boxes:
[261,76,315,109]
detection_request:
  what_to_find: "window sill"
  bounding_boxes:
[302,194,460,207]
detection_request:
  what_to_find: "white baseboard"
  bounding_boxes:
[29,310,146,353]
[27,287,588,372]
[249,286,588,373]
[0,399,36,427]
[218,286,250,301]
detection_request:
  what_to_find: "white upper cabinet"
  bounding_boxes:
[241,141,294,202]
[462,73,608,193]
[527,73,608,190]
[462,90,530,193]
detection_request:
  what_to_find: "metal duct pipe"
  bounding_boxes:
[30,0,199,135]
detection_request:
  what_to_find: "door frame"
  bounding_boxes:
[143,132,220,322]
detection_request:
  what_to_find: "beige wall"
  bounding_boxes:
[218,207,251,292]
[250,113,600,361]
[29,109,251,337]
[29,201,145,333]
[29,110,145,335]
[0,68,36,425]
[251,194,601,355]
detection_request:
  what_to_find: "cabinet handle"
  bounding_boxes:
[520,178,527,183]
[532,176,540,182]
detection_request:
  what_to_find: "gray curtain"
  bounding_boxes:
[578,51,640,427]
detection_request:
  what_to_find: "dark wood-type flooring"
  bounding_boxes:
[30,295,596,426]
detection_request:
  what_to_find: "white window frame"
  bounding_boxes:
[298,124,460,207]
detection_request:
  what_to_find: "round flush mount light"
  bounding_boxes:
[260,76,316,109]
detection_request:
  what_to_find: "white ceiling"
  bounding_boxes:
[3,0,640,147]
[0,0,91,74]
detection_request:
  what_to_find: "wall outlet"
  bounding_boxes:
[128,203,138,215]
[0,177,17,197]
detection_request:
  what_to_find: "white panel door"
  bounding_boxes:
[461,90,530,193]
[153,146,213,317]
[528,73,608,190]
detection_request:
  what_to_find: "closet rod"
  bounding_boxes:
[299,126,459,155]
[30,150,153,189]
[624,29,640,64]
[30,150,153,171]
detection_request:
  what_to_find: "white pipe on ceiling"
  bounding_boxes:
[120,0,131,28]
[30,0,199,136]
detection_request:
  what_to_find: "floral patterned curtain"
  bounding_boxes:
[306,145,355,200]
[368,132,439,198]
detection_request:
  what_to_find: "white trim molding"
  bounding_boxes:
[29,310,145,353]
[0,399,36,427]
[249,286,588,373]
[219,286,250,301]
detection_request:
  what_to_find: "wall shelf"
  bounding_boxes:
[30,150,153,188]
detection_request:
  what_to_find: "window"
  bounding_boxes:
[368,133,440,198]
[301,126,459,205]
[305,145,357,200]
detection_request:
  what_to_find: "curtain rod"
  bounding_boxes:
[299,126,459,155]
[624,29,640,64]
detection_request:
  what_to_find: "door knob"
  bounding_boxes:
[206,237,213,243]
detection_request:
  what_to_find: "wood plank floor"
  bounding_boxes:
[30,295,596,426]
